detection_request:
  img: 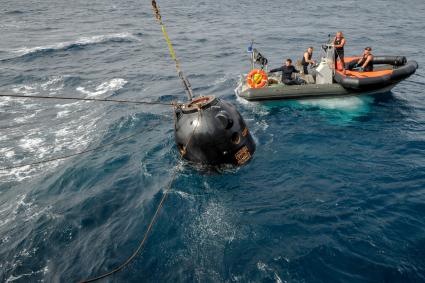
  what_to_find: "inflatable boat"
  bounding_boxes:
[235,43,418,101]
[334,56,418,90]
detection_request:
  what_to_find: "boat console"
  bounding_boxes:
[315,43,335,85]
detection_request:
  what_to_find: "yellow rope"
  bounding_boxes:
[151,0,193,100]
[162,25,178,63]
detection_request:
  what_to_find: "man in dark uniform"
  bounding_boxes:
[301,47,316,74]
[348,47,374,72]
[357,47,374,72]
[333,31,346,71]
[269,59,301,85]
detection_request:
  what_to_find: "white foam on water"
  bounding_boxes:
[1,88,104,183]
[1,235,10,244]
[19,137,45,152]
[40,76,62,89]
[0,194,25,229]
[298,96,371,111]
[5,151,15,158]
[213,75,229,85]
[55,101,80,108]
[190,201,237,246]
[22,102,39,109]
[56,110,70,118]
[298,95,374,124]
[257,261,268,272]
[0,193,59,282]
[0,147,14,155]
[12,85,38,96]
[0,207,14,228]
[1,74,117,186]
[0,96,12,107]
[0,147,16,164]
[257,261,284,283]
[140,162,152,177]
[40,76,64,95]
[11,32,138,56]
[173,190,195,201]
[14,113,36,124]
[54,127,72,138]
[256,120,269,131]
[76,78,127,97]
[209,73,234,87]
[235,91,270,116]
[5,265,48,283]
[0,165,39,183]
[12,76,64,98]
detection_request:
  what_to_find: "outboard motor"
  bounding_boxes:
[174,96,256,166]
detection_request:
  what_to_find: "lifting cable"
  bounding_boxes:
[78,1,202,281]
[79,166,177,283]
[0,93,177,171]
[151,0,194,101]
[0,93,175,106]
[79,109,202,283]
[0,126,163,171]
[1,1,200,281]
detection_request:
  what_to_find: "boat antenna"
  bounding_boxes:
[249,39,255,70]
[151,0,193,101]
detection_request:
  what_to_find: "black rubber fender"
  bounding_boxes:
[334,72,392,90]
[372,56,407,66]
[391,60,418,80]
[335,59,418,90]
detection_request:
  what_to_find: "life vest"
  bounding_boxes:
[334,37,345,51]
[302,52,312,66]
[359,54,374,71]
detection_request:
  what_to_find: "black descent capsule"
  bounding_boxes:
[174,96,256,166]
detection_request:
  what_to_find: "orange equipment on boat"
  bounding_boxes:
[247,69,268,89]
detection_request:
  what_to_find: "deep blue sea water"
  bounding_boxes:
[1,0,425,282]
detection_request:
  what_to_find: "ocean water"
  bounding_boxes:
[1,0,425,282]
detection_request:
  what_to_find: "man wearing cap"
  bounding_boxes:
[352,47,374,72]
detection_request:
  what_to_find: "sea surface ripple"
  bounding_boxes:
[0,0,424,282]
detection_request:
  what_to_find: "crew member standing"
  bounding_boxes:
[301,47,316,74]
[333,31,346,71]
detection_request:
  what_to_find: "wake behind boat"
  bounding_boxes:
[235,41,418,101]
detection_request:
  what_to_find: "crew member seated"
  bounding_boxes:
[348,47,374,72]
[269,58,302,85]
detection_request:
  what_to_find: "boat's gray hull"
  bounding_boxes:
[237,83,397,101]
